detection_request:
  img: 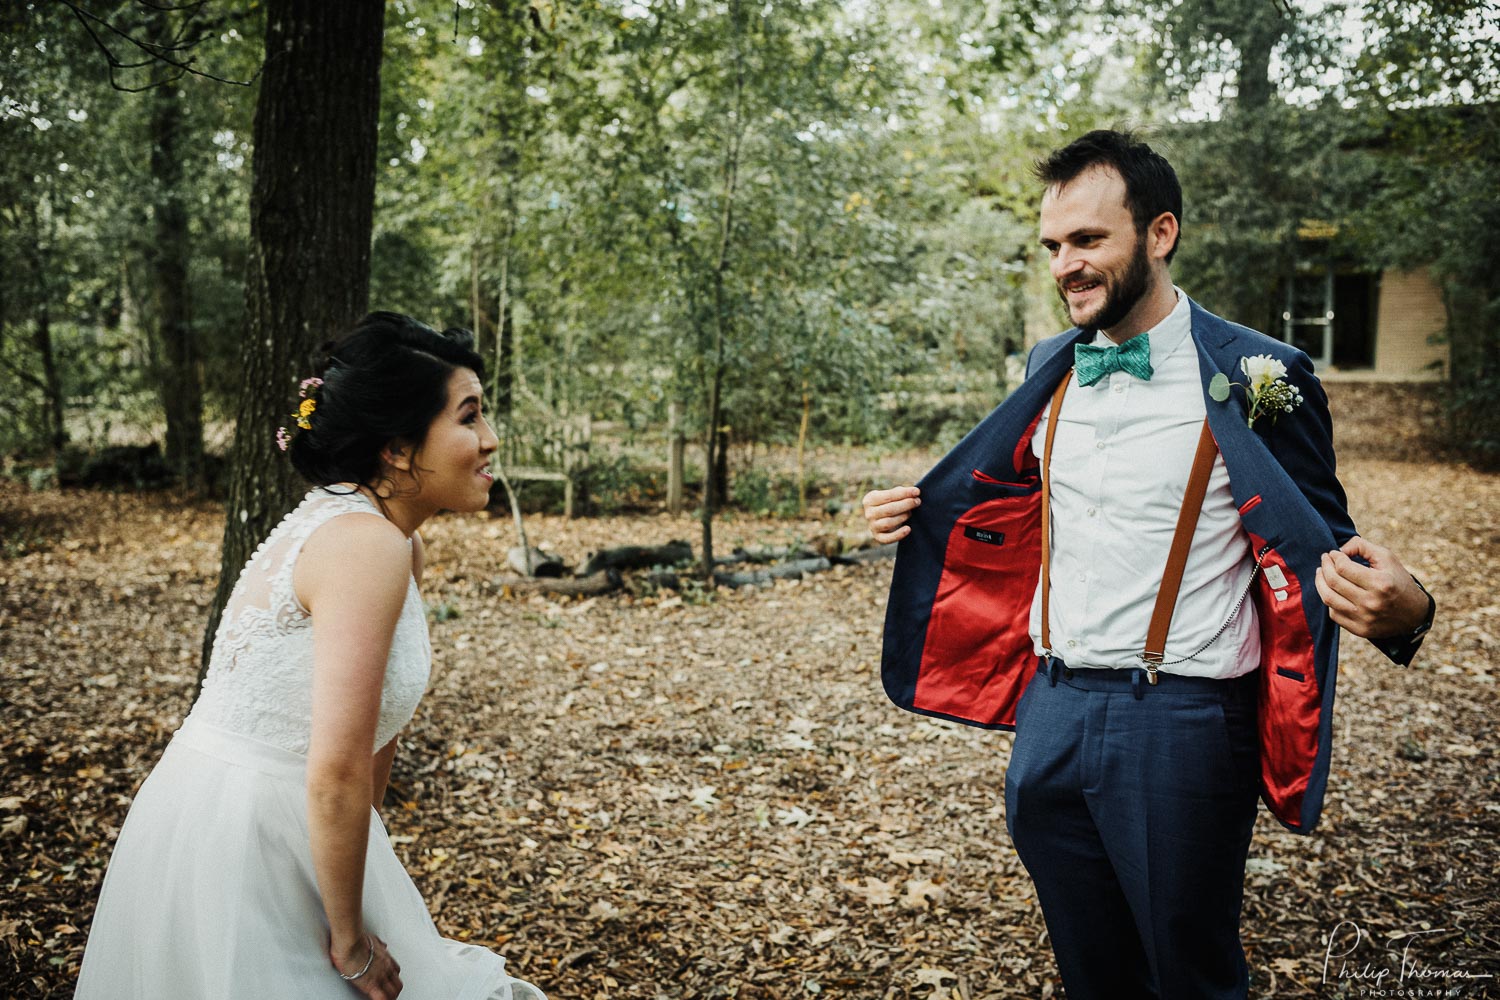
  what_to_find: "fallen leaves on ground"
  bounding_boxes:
[0,439,1496,999]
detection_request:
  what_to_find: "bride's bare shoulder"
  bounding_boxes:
[294,512,410,606]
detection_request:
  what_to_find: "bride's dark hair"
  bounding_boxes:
[287,311,486,489]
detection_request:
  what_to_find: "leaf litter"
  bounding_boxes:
[0,446,1496,998]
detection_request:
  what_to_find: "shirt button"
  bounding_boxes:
[1087,506,1097,517]
[1067,640,1078,649]
[1095,441,1105,451]
[1112,382,1125,394]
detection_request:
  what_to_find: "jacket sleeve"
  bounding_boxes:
[1272,351,1428,666]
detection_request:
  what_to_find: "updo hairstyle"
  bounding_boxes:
[287,311,486,490]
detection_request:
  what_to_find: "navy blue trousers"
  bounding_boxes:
[1004,660,1261,1000]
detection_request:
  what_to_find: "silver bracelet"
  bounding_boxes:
[339,934,375,982]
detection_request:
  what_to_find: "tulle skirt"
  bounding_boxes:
[76,717,545,999]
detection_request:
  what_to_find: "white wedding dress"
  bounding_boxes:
[77,488,545,999]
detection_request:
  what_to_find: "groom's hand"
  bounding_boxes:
[1315,536,1431,639]
[863,486,921,544]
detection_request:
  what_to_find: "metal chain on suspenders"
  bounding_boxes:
[1139,542,1273,668]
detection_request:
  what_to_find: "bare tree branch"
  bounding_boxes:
[51,0,259,91]
[132,0,211,12]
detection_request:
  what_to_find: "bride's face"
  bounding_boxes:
[404,367,498,513]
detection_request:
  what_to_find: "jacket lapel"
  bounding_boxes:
[1189,300,1283,514]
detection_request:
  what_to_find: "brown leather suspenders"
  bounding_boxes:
[1038,371,1071,660]
[1038,370,1220,684]
[1144,422,1219,678]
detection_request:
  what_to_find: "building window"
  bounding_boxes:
[1281,265,1376,370]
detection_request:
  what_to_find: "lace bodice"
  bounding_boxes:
[189,489,431,754]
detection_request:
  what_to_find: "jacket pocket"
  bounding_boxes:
[971,468,1041,498]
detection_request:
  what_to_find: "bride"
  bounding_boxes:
[77,313,544,999]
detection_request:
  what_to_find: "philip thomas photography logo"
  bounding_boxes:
[1322,919,1494,998]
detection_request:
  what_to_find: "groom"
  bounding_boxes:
[863,130,1434,999]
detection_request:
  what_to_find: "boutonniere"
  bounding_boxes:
[1209,355,1304,429]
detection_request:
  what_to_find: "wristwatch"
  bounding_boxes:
[1409,575,1436,639]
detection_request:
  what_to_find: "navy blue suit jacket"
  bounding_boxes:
[881,299,1424,833]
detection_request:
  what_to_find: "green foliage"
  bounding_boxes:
[887,387,1000,452]
[9,0,1489,472]
[1141,0,1498,460]
[729,467,827,518]
[583,452,663,514]
[1,3,257,459]
[361,0,1080,476]
[428,600,462,623]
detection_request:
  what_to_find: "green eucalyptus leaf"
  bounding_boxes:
[1209,373,1231,402]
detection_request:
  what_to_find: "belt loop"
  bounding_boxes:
[1046,656,1060,687]
[1131,669,1143,701]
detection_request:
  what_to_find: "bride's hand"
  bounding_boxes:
[331,933,402,999]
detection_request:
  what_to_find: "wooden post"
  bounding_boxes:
[795,382,810,514]
[667,400,685,514]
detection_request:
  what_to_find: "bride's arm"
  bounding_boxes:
[368,531,420,812]
[298,514,411,996]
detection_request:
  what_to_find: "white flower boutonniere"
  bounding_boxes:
[1209,355,1305,429]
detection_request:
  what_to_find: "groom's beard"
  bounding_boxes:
[1057,235,1152,334]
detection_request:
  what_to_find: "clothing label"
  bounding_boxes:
[1264,564,1288,589]
[963,526,1006,547]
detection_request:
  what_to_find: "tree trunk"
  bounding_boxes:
[200,0,386,683]
[699,0,746,581]
[667,400,684,513]
[1234,7,1282,111]
[711,425,730,507]
[21,197,66,455]
[33,305,65,453]
[147,68,205,489]
[495,224,515,420]
[795,383,810,514]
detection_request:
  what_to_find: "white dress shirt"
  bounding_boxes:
[1028,290,1261,679]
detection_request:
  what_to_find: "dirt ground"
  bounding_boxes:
[1,431,1496,998]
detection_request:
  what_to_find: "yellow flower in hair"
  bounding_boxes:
[278,374,324,451]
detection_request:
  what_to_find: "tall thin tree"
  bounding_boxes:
[144,45,204,488]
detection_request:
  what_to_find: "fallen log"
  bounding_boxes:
[507,545,568,578]
[717,557,831,588]
[653,557,834,591]
[716,545,818,567]
[832,545,897,566]
[577,540,692,577]
[498,569,622,597]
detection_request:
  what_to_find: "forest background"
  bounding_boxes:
[4,0,1497,556]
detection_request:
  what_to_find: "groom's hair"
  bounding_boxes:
[1034,129,1183,264]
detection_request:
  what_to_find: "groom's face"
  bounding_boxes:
[1039,165,1154,334]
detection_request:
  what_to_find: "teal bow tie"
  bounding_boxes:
[1074,334,1153,387]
